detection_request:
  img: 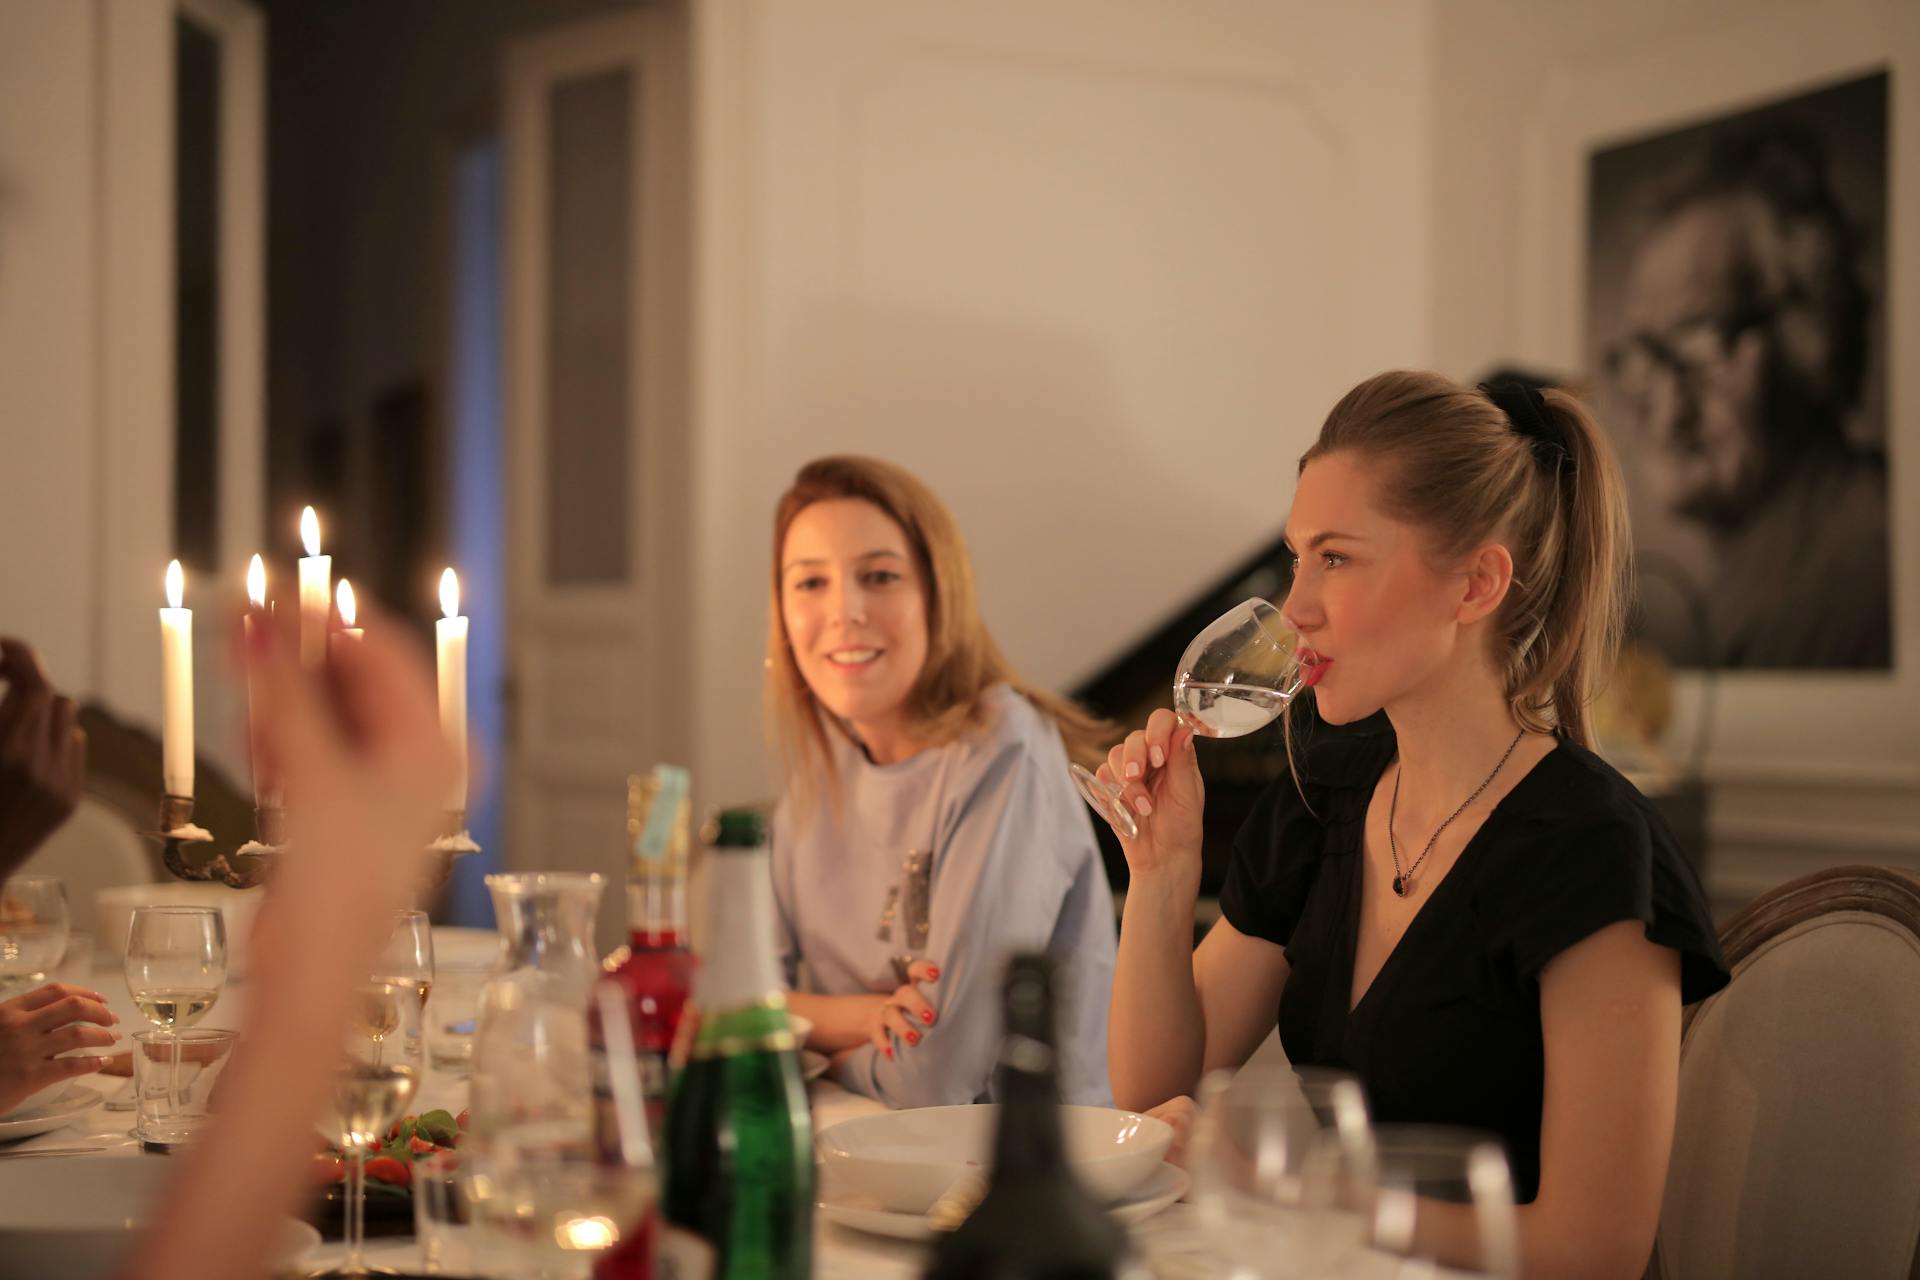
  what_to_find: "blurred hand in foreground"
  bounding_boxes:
[0,638,85,879]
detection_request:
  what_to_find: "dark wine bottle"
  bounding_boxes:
[922,953,1145,1280]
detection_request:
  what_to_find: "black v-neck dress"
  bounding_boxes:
[1218,713,1728,1203]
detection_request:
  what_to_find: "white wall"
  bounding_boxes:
[0,1,101,694]
[1431,0,1920,896]
[0,0,253,789]
[690,0,1439,809]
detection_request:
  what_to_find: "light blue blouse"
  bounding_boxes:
[771,684,1117,1108]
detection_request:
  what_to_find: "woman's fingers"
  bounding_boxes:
[892,983,937,1028]
[12,983,107,1012]
[1145,1094,1197,1167]
[904,959,941,986]
[878,1003,921,1048]
[1142,708,1181,768]
[45,1022,118,1054]
[25,992,116,1033]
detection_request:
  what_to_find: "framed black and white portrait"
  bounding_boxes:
[1586,71,1890,671]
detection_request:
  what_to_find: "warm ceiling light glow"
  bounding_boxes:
[165,559,185,610]
[336,578,358,627]
[300,506,321,557]
[439,568,460,619]
[246,554,266,608]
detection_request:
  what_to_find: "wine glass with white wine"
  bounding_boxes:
[1071,598,1321,840]
[316,980,426,1278]
[123,905,226,1129]
[369,909,434,1064]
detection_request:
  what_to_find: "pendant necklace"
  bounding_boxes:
[1388,727,1526,898]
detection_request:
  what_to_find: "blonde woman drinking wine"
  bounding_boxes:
[1098,373,1727,1279]
[768,455,1118,1108]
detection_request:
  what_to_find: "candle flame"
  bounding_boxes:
[439,568,460,620]
[300,506,321,557]
[246,554,266,608]
[165,559,185,610]
[336,578,358,627]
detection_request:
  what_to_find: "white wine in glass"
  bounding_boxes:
[315,980,425,1278]
[1073,598,1321,840]
[123,905,227,1128]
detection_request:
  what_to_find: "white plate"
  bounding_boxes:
[819,1161,1189,1242]
[0,1083,101,1140]
[817,1104,1171,1212]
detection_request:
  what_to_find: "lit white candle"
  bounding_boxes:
[298,506,331,669]
[333,578,364,651]
[243,554,279,809]
[436,569,469,812]
[159,560,194,798]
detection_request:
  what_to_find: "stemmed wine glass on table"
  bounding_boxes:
[316,979,426,1278]
[1071,598,1320,840]
[0,875,71,999]
[123,905,227,1133]
[370,909,435,1061]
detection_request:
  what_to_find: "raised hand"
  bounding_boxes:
[0,638,86,878]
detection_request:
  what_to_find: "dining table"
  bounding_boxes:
[4,948,1457,1279]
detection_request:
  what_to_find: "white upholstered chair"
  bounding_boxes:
[1648,865,1920,1280]
[15,793,159,939]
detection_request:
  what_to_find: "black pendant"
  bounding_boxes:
[1392,875,1408,897]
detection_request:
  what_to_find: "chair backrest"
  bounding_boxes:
[16,794,160,940]
[1650,865,1920,1280]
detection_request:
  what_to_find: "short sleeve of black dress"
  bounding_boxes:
[1218,715,1395,949]
[1476,743,1729,1007]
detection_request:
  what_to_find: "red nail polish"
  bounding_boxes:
[921,1009,933,1024]
[907,1031,920,1045]
[926,967,940,980]
[884,1045,894,1059]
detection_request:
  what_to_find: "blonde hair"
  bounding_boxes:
[766,455,1111,817]
[1293,370,1631,749]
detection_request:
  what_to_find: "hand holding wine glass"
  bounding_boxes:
[1074,598,1316,848]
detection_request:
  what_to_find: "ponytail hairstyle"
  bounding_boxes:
[766,455,1113,819]
[1295,370,1631,748]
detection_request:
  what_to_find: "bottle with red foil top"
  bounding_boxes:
[604,764,698,1142]
[594,765,696,1280]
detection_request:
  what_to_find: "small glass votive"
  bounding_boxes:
[428,961,493,1074]
[414,1150,478,1274]
[132,1027,238,1148]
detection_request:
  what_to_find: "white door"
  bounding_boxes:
[501,9,692,953]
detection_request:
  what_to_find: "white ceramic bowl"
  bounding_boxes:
[0,1156,319,1279]
[816,1104,1171,1213]
[94,882,265,978]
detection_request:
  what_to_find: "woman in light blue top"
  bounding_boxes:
[767,456,1117,1108]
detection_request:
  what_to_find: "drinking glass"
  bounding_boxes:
[1186,1064,1376,1280]
[315,980,426,1278]
[465,980,658,1279]
[0,876,70,997]
[131,1027,237,1146]
[124,905,226,1123]
[1071,598,1309,840]
[1368,1126,1520,1279]
[374,908,435,1010]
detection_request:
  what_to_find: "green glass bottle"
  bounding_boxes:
[661,808,814,1280]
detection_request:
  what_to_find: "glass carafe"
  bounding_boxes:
[485,873,607,1001]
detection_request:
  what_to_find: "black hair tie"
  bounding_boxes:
[1480,380,1575,477]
